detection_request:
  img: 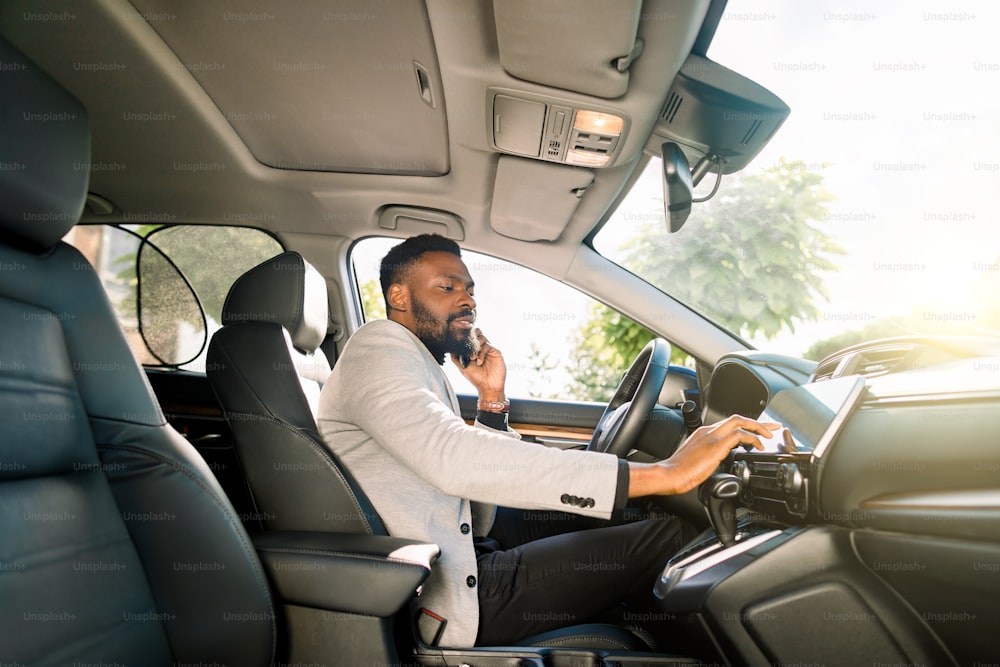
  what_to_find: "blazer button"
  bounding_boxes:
[560,494,571,505]
[460,523,471,535]
[585,498,595,508]
[466,575,477,588]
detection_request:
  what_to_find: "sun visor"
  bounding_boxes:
[490,156,594,242]
[492,0,642,99]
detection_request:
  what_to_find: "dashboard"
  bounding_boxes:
[650,336,1000,665]
[729,374,866,520]
[703,336,1000,537]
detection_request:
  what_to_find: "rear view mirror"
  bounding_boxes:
[661,142,693,233]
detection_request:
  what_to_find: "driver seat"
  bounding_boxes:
[206,253,661,654]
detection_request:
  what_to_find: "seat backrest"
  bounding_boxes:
[0,38,275,666]
[207,251,386,535]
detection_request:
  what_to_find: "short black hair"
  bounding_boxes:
[379,234,462,311]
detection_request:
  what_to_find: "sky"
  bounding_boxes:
[354,0,1000,397]
[701,0,1000,351]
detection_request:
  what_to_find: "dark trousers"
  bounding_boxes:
[475,506,695,646]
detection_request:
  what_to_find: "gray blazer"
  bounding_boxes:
[317,319,620,647]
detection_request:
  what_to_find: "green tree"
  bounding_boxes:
[525,342,559,398]
[567,158,843,401]
[623,158,842,338]
[564,304,658,401]
[803,317,910,361]
[359,278,386,320]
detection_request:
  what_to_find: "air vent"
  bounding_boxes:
[810,359,842,383]
[812,342,917,382]
[740,119,762,146]
[660,92,683,123]
[849,347,913,378]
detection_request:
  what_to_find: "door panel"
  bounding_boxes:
[457,394,603,448]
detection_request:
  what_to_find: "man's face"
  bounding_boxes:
[404,251,480,364]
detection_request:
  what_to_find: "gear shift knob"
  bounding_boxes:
[698,473,741,547]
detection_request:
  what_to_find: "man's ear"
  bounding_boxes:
[387,283,409,312]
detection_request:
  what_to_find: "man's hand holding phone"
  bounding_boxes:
[452,328,507,405]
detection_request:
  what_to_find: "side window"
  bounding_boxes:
[64,224,283,371]
[351,237,660,402]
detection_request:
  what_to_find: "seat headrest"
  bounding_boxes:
[222,251,329,353]
[0,38,89,251]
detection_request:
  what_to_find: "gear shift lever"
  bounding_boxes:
[698,473,741,547]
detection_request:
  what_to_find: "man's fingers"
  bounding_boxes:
[731,428,765,451]
[699,416,783,453]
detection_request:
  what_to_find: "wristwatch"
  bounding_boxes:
[477,399,510,413]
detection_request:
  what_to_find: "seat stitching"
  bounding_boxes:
[257,546,430,569]
[533,634,632,650]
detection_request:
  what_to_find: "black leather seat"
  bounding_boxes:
[206,262,658,655]
[206,251,385,535]
[0,39,274,666]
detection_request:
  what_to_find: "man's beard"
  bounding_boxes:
[411,298,480,365]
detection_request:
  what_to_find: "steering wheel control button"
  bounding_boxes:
[459,523,470,535]
[466,575,477,588]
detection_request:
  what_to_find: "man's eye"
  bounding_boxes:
[440,285,453,292]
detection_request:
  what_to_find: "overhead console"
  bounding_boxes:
[488,88,628,168]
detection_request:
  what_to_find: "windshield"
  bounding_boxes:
[595,1,1000,361]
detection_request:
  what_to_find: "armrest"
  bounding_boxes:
[252,531,439,617]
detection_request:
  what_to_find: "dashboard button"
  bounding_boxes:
[778,462,803,495]
[731,460,751,486]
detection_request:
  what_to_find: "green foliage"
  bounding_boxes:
[359,278,386,320]
[803,317,911,361]
[567,158,842,400]
[562,304,691,402]
[621,158,843,340]
[525,342,558,398]
[145,226,282,322]
[564,304,654,401]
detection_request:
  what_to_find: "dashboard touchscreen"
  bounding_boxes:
[755,374,867,457]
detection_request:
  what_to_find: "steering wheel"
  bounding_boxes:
[586,338,672,458]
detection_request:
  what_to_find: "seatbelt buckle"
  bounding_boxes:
[417,607,448,647]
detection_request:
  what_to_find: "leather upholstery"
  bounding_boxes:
[221,251,329,353]
[207,252,385,534]
[253,531,439,617]
[0,37,274,666]
[0,38,88,251]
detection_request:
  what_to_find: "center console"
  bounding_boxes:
[646,373,956,665]
[730,373,866,521]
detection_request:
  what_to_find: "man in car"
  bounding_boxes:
[317,234,779,648]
